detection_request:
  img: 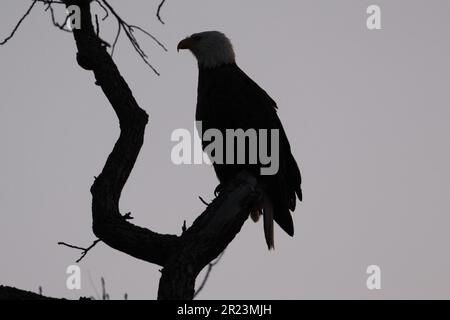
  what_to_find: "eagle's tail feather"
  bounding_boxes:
[262,194,275,250]
[250,193,275,250]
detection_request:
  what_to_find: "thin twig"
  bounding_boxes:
[101,277,110,300]
[3,0,164,75]
[44,1,72,32]
[58,239,102,263]
[194,251,226,298]
[100,0,166,75]
[199,196,209,206]
[156,0,166,25]
[95,0,109,20]
[129,25,167,51]
[95,14,100,36]
[0,0,38,45]
[111,20,121,57]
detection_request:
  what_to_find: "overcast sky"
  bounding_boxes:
[1,0,450,299]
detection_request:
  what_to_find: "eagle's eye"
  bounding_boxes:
[192,35,202,41]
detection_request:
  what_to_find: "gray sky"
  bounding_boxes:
[1,0,450,299]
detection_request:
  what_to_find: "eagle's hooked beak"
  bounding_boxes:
[177,37,193,52]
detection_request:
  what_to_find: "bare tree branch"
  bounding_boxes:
[128,24,167,52]
[2,0,257,300]
[0,0,38,45]
[101,277,110,300]
[95,14,100,36]
[194,251,226,298]
[0,285,96,300]
[2,0,166,75]
[60,0,261,300]
[94,0,108,20]
[44,1,72,32]
[99,0,167,76]
[156,0,166,24]
[199,196,210,206]
[110,19,121,57]
[0,286,58,300]
[58,239,102,263]
[56,0,180,268]
[157,172,261,299]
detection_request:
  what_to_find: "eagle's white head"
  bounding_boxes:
[177,31,236,69]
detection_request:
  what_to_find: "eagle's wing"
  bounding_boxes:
[198,64,302,239]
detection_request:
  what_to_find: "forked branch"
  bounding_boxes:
[2,0,257,300]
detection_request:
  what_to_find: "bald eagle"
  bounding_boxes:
[178,31,302,249]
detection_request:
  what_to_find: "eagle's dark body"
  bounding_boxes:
[196,63,302,245]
